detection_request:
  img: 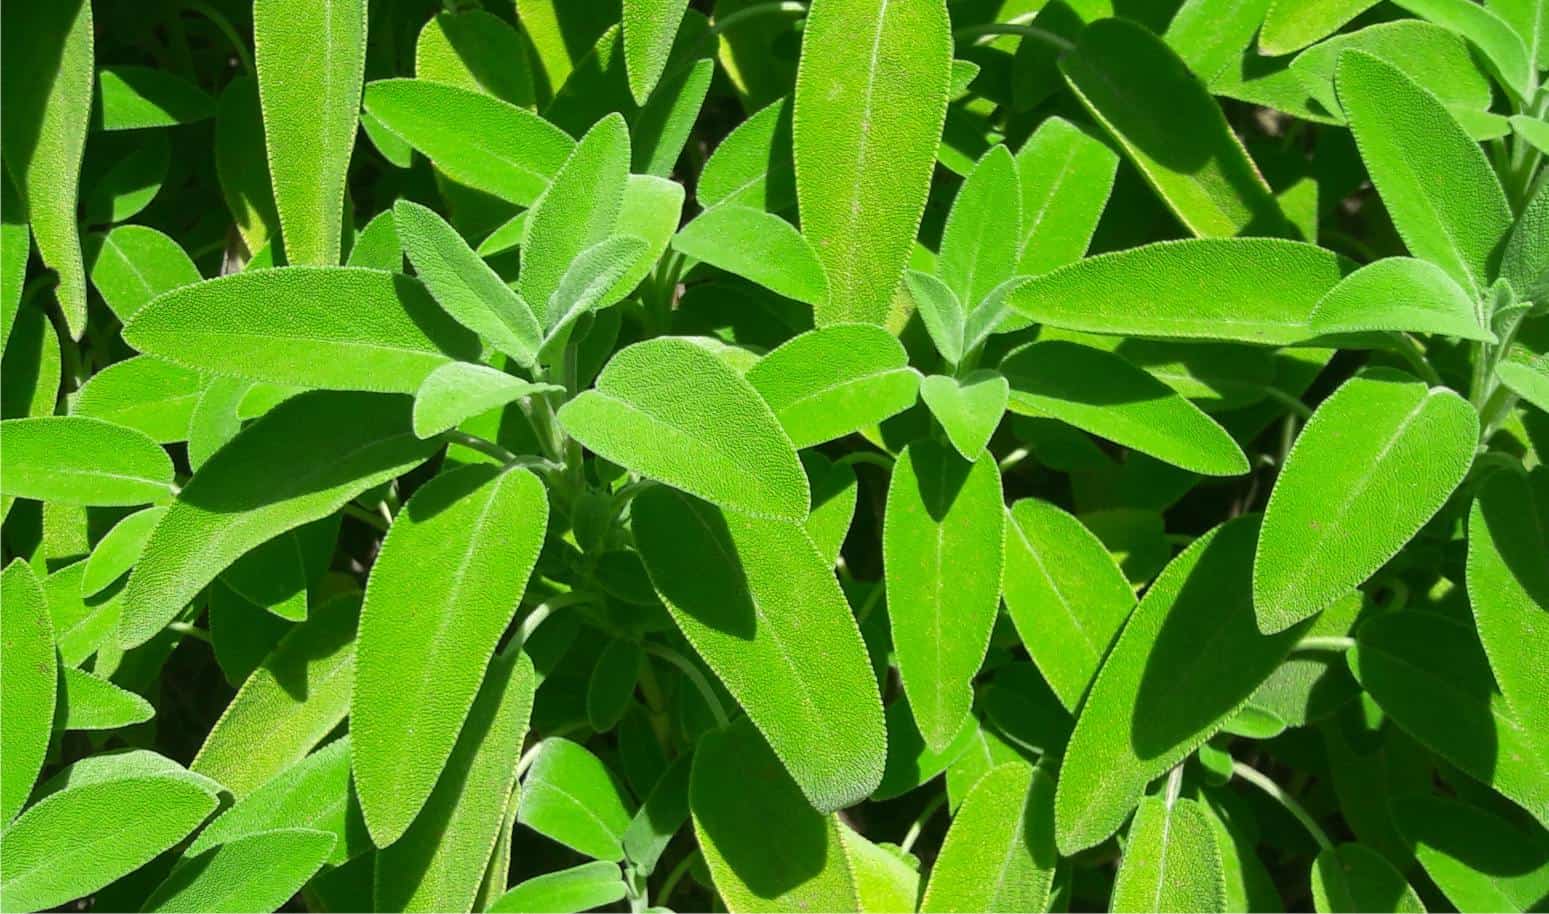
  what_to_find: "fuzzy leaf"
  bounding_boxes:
[920,371,1008,460]
[487,862,629,914]
[518,738,634,861]
[1392,791,1549,913]
[0,416,175,506]
[1110,796,1227,913]
[697,96,794,212]
[623,0,689,103]
[1,560,54,824]
[673,205,828,306]
[56,667,153,731]
[920,762,1057,913]
[1311,843,1425,913]
[937,145,1021,309]
[85,225,201,323]
[1261,0,1382,54]
[145,828,336,913]
[413,362,561,439]
[745,324,919,449]
[1310,257,1494,341]
[1013,116,1118,279]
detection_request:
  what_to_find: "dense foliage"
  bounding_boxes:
[1,0,1547,912]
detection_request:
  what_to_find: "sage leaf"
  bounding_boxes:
[0,180,28,349]
[697,96,794,212]
[905,271,966,366]
[1309,257,1494,342]
[745,324,920,449]
[620,755,690,876]
[672,205,828,307]
[144,828,337,913]
[95,66,214,130]
[937,145,1021,310]
[56,667,153,731]
[413,362,561,439]
[0,416,174,506]
[72,356,203,443]
[1,559,54,824]
[803,453,858,568]
[920,371,1009,460]
[1013,116,1118,278]
[1392,791,1549,913]
[214,76,280,255]
[517,738,634,861]
[353,464,547,846]
[119,392,439,647]
[124,267,482,394]
[633,486,887,810]
[540,235,649,357]
[488,863,627,913]
[1310,843,1425,913]
[1261,0,1382,54]
[793,0,951,325]
[1395,0,1533,99]
[1254,371,1477,632]
[1110,796,1227,913]
[1498,356,1549,415]
[884,440,1005,751]
[920,762,1057,913]
[622,0,689,103]
[558,337,809,521]
[253,0,366,266]
[85,225,201,322]
[415,9,536,107]
[1290,21,1496,126]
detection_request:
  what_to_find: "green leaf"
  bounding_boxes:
[1392,791,1549,913]
[623,0,689,103]
[540,235,649,357]
[191,593,360,797]
[42,560,123,667]
[518,738,634,861]
[1254,371,1477,632]
[607,174,685,301]
[1013,116,1118,278]
[73,356,203,444]
[1290,21,1496,127]
[920,371,1008,460]
[1498,357,1549,414]
[620,755,690,876]
[214,76,279,255]
[0,0,93,336]
[518,113,630,326]
[415,9,536,108]
[253,0,365,265]
[413,362,561,439]
[95,65,213,130]
[1261,0,1382,54]
[56,666,153,731]
[1349,610,1549,828]
[186,737,367,867]
[587,639,641,732]
[119,392,438,647]
[353,464,547,846]
[1002,498,1135,713]
[1311,843,1426,913]
[0,416,174,506]
[186,376,250,473]
[1055,517,1314,853]
[558,337,809,521]
[690,717,862,913]
[673,205,828,307]
[745,324,919,449]
[1246,591,1364,728]
[1337,51,1512,296]
[394,200,544,368]
[1061,18,1286,239]
[872,699,977,802]
[1513,112,1549,155]
[487,861,629,914]
[1,180,29,350]
[793,0,951,325]
[920,762,1057,913]
[81,130,167,225]
[1310,257,1494,342]
[696,96,794,212]
[884,440,1005,751]
[905,271,966,366]
[1396,0,1533,99]
[376,649,537,912]
[633,486,886,810]
[345,210,403,272]
[1501,175,1549,304]
[1002,341,1249,477]
[124,267,482,394]
[1,559,54,824]
[145,828,336,913]
[937,145,1020,309]
[1110,796,1227,913]
[363,79,574,206]
[802,453,858,568]
[85,225,201,322]
[1009,239,1349,345]
[0,751,221,912]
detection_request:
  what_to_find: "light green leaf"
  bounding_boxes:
[920,762,1056,913]
[95,65,213,130]
[1498,356,1549,414]
[1164,0,1275,82]
[73,356,203,444]
[606,174,685,302]
[363,79,574,206]
[1392,791,1549,913]
[1110,796,1227,913]
[1290,21,1496,126]
[1310,257,1494,341]
[884,440,1005,751]
[1061,17,1286,239]
[690,718,862,913]
[345,210,403,272]
[1254,371,1477,632]
[518,113,630,326]
[839,823,919,913]
[487,861,629,914]
[937,145,1020,309]
[0,416,174,506]
[558,337,809,521]
[1396,0,1533,99]
[415,9,536,108]
[353,464,547,846]
[186,376,250,473]
[253,0,365,265]
[905,270,966,366]
[1513,113,1549,155]
[673,205,828,307]
[1008,239,1349,345]
[1002,498,1134,713]
[84,510,163,600]
[633,486,886,810]
[394,200,544,368]
[119,392,438,647]
[0,0,93,337]
[413,362,561,439]
[623,0,689,103]
[56,666,152,731]
[1337,51,1512,296]
[192,593,360,797]
[697,96,794,212]
[802,453,858,568]
[376,649,537,912]
[1311,843,1426,913]
[518,738,634,861]
[920,371,1008,460]
[1261,0,1382,54]
[124,267,482,394]
[620,755,690,876]
[745,324,919,449]
[214,76,279,255]
[85,225,201,322]
[145,828,336,913]
[1,180,29,350]
[1013,116,1118,279]
[541,235,649,356]
[1,302,60,423]
[793,0,951,325]
[42,560,123,667]
[1055,517,1315,853]
[1502,173,1549,304]
[0,751,220,913]
[872,699,977,802]
[1,560,54,824]
[1002,341,1249,477]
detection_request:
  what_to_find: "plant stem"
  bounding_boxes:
[954,22,1075,53]
[1293,635,1355,654]
[998,447,1031,471]
[837,450,896,473]
[657,852,700,909]
[168,621,211,643]
[1389,333,1444,387]
[900,792,947,854]
[1231,761,1333,852]
[644,642,730,728]
[511,592,594,650]
[708,1,807,38]
[1261,386,1314,419]
[444,430,518,464]
[184,1,254,74]
[342,502,390,533]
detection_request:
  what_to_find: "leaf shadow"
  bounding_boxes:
[632,488,756,640]
[908,439,973,523]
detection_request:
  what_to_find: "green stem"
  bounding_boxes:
[184,1,254,75]
[342,502,390,533]
[1231,761,1333,852]
[837,450,896,473]
[657,852,700,909]
[168,621,212,643]
[954,22,1075,53]
[644,642,730,728]
[444,430,518,464]
[510,592,594,650]
[1389,333,1444,387]
[1293,635,1355,654]
[900,792,947,854]
[708,1,807,38]
[1261,386,1314,419]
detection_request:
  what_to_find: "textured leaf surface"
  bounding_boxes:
[1,560,54,824]
[1110,796,1227,913]
[1310,257,1493,341]
[745,324,919,449]
[634,486,886,811]
[920,372,1008,460]
[1255,371,1477,632]
[0,417,174,506]
[937,145,1020,310]
[1311,843,1425,913]
[518,738,634,861]
[1392,792,1549,913]
[622,0,688,103]
[145,828,336,913]
[56,667,153,731]
[72,356,203,444]
[353,464,547,846]
[413,362,561,439]
[85,225,201,323]
[1261,0,1382,54]
[1013,116,1118,278]
[487,861,628,914]
[920,762,1056,913]
[673,205,828,306]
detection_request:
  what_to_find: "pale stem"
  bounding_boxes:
[643,642,730,728]
[1231,761,1333,852]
